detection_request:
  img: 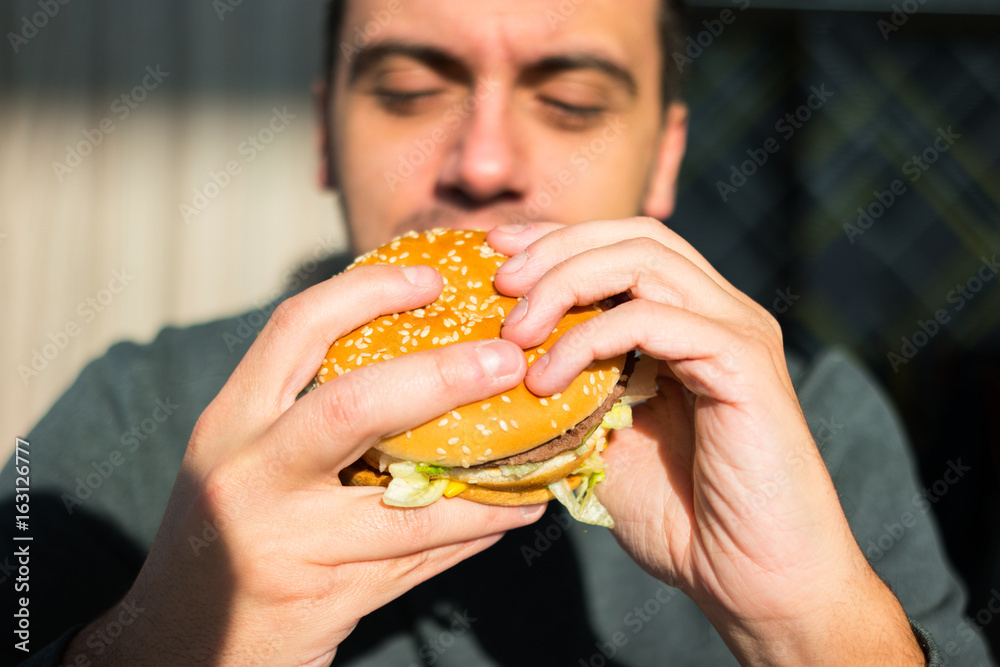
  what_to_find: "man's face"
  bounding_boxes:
[327,0,685,254]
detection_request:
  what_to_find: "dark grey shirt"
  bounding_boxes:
[3,268,994,666]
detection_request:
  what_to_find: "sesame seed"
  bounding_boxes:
[590,374,596,385]
[451,411,461,419]
[537,348,545,355]
[448,437,460,445]
[482,430,492,436]
[540,398,548,406]
[482,403,491,410]
[462,445,471,454]
[438,418,449,427]
[510,420,519,429]
[551,420,558,429]
[501,395,511,403]
[345,339,354,347]
[347,354,356,362]
[552,393,562,399]
[437,448,447,455]
[563,404,571,411]
[484,448,493,455]
[499,420,508,431]
[583,386,589,395]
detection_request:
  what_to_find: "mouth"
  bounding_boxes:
[393,209,524,238]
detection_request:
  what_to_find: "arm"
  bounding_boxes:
[490,219,925,666]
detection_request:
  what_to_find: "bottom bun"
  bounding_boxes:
[339,460,583,506]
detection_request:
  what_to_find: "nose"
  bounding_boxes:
[437,84,525,206]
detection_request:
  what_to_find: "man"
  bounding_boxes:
[4,0,993,665]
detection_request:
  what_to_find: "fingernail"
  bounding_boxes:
[402,265,437,287]
[520,503,547,521]
[496,223,529,235]
[496,252,527,276]
[527,351,550,377]
[477,340,521,380]
[504,297,528,328]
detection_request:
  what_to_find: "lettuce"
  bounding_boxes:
[601,402,633,430]
[499,461,544,479]
[382,461,449,507]
[548,474,614,528]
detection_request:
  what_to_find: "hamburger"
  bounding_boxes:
[307,228,654,527]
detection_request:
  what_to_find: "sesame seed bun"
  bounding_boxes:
[313,228,627,503]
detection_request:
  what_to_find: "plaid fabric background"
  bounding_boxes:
[673,8,1000,656]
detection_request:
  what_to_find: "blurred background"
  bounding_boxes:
[2,0,998,659]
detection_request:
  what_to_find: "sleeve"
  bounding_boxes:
[795,349,994,667]
[2,320,239,666]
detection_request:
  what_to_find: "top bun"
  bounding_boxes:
[314,229,627,468]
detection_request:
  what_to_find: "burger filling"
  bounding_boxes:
[380,353,658,528]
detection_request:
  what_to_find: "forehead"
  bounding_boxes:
[340,0,660,77]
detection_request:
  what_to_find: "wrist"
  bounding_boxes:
[697,556,925,666]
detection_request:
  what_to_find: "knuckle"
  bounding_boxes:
[269,296,312,336]
[389,505,435,550]
[319,381,373,433]
[431,348,471,393]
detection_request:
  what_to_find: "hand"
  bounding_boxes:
[63,264,545,666]
[489,219,923,666]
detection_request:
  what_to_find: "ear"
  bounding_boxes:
[313,78,336,190]
[641,102,688,221]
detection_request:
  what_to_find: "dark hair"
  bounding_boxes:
[323,0,688,106]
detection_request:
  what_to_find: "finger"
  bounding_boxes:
[489,221,564,256]
[337,531,509,618]
[497,238,744,349]
[310,490,546,564]
[265,338,527,482]
[523,299,768,403]
[219,264,443,426]
[489,217,756,309]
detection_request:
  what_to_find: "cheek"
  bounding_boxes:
[543,133,654,222]
[338,112,440,215]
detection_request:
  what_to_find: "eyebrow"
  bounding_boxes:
[347,41,637,98]
[527,54,638,99]
[348,43,468,85]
